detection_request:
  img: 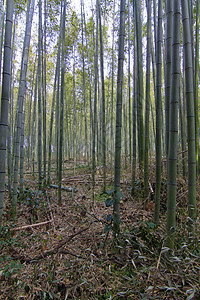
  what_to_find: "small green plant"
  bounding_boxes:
[2,259,22,279]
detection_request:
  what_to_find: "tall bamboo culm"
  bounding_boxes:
[113,0,126,235]
[154,0,163,225]
[166,0,181,249]
[181,0,196,233]
[0,0,14,227]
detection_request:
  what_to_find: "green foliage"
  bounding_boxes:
[125,221,163,254]
[0,209,199,299]
[105,198,113,207]
[106,214,113,222]
[95,186,113,202]
[2,259,22,278]
[14,0,27,14]
[142,21,147,37]
[46,0,61,37]
[104,224,112,233]
[130,179,143,197]
[65,8,80,51]
[19,188,42,211]
[106,189,114,195]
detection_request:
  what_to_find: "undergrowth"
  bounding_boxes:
[0,165,199,299]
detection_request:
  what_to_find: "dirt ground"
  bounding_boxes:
[0,162,199,299]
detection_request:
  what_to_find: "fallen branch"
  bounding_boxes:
[63,178,89,182]
[11,219,53,231]
[59,249,86,259]
[49,184,74,192]
[63,174,91,180]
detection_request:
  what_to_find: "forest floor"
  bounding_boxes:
[0,160,200,299]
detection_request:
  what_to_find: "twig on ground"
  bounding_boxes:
[152,242,163,296]
[11,220,53,231]
[59,248,86,259]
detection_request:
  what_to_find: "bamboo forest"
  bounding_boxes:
[0,0,200,298]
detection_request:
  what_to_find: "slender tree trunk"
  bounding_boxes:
[150,30,156,142]
[65,90,70,161]
[123,95,127,168]
[7,14,16,202]
[55,3,62,178]
[194,0,199,176]
[37,0,42,187]
[27,58,36,169]
[0,0,14,227]
[92,0,98,193]
[166,0,181,249]
[83,2,93,163]
[179,75,187,178]
[181,0,196,232]
[110,0,115,179]
[154,0,163,225]
[43,0,47,179]
[0,0,6,88]
[31,71,38,176]
[58,0,66,204]
[134,0,144,172]
[188,0,194,80]
[56,49,61,177]
[12,0,35,217]
[144,0,151,200]
[97,0,106,192]
[113,0,126,235]
[98,75,101,172]
[19,110,25,194]
[73,45,77,165]
[153,0,157,52]
[131,2,137,194]
[128,0,131,164]
[81,0,88,163]
[165,0,173,156]
[47,9,62,184]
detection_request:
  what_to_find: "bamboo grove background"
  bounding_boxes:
[0,0,199,249]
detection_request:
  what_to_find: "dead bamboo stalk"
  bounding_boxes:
[11,219,53,231]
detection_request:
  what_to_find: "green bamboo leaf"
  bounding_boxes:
[186,289,195,300]
[136,179,140,185]
[105,198,114,207]
[106,190,114,195]
[104,224,111,233]
[146,222,155,229]
[106,214,113,222]
[24,285,30,293]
